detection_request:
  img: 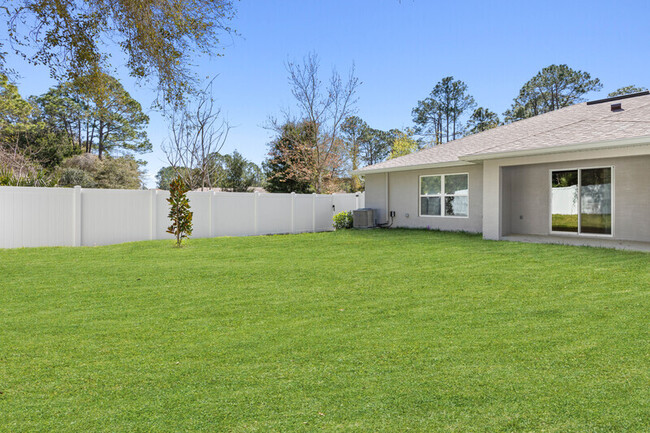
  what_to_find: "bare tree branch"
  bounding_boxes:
[269,53,359,193]
[162,82,230,190]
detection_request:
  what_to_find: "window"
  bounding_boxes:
[551,167,612,235]
[420,173,469,217]
[420,175,441,216]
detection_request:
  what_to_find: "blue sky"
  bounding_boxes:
[6,0,650,187]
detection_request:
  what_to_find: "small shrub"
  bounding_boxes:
[0,167,56,187]
[333,211,353,230]
[166,177,193,247]
[60,154,143,189]
[58,168,97,188]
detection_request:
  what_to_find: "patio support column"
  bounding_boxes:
[482,160,502,240]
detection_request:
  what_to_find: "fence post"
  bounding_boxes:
[209,192,215,238]
[73,185,82,246]
[355,192,360,209]
[150,189,157,240]
[312,193,316,232]
[254,191,259,235]
[331,194,336,232]
[291,192,296,234]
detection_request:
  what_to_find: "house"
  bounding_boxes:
[354,92,650,250]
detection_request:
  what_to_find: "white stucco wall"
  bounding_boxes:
[502,154,650,242]
[364,144,650,243]
[483,144,650,241]
[363,172,388,225]
[363,164,484,232]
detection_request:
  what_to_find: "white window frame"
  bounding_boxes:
[419,173,469,218]
[548,166,615,238]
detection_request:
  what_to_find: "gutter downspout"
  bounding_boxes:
[385,172,389,224]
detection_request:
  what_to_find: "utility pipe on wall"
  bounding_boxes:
[385,172,390,224]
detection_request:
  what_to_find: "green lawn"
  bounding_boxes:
[552,214,612,234]
[1,230,649,432]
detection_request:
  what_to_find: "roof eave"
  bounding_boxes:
[352,160,476,176]
[459,135,650,162]
[353,135,650,175]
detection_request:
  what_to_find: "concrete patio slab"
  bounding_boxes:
[502,234,650,252]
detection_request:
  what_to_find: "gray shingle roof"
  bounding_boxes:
[356,93,650,173]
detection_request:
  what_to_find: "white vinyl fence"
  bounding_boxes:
[551,184,612,215]
[0,187,365,249]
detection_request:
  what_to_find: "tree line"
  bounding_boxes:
[1,71,266,191]
[0,0,241,188]
[261,60,645,194]
[0,72,151,187]
[156,151,264,192]
[2,61,644,192]
[2,2,646,194]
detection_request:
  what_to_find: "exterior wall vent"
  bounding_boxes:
[611,103,622,111]
[353,208,375,229]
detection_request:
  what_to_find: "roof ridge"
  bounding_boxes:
[465,118,589,156]
[591,119,650,123]
[356,93,650,173]
[381,103,586,164]
[443,103,583,144]
[586,90,650,105]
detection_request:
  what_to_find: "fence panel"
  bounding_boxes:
[213,193,256,237]
[0,187,364,249]
[80,189,152,246]
[333,193,361,215]
[154,191,175,240]
[257,193,293,235]
[186,192,212,239]
[314,195,335,231]
[0,187,76,248]
[293,194,314,233]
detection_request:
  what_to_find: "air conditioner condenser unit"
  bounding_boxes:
[353,208,375,229]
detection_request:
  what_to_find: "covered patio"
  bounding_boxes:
[480,147,650,251]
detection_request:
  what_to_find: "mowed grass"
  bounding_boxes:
[552,214,612,233]
[1,230,649,432]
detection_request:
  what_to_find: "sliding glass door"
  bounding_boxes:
[551,170,579,233]
[551,167,612,236]
[580,168,612,234]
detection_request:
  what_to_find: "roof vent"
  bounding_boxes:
[611,103,622,112]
